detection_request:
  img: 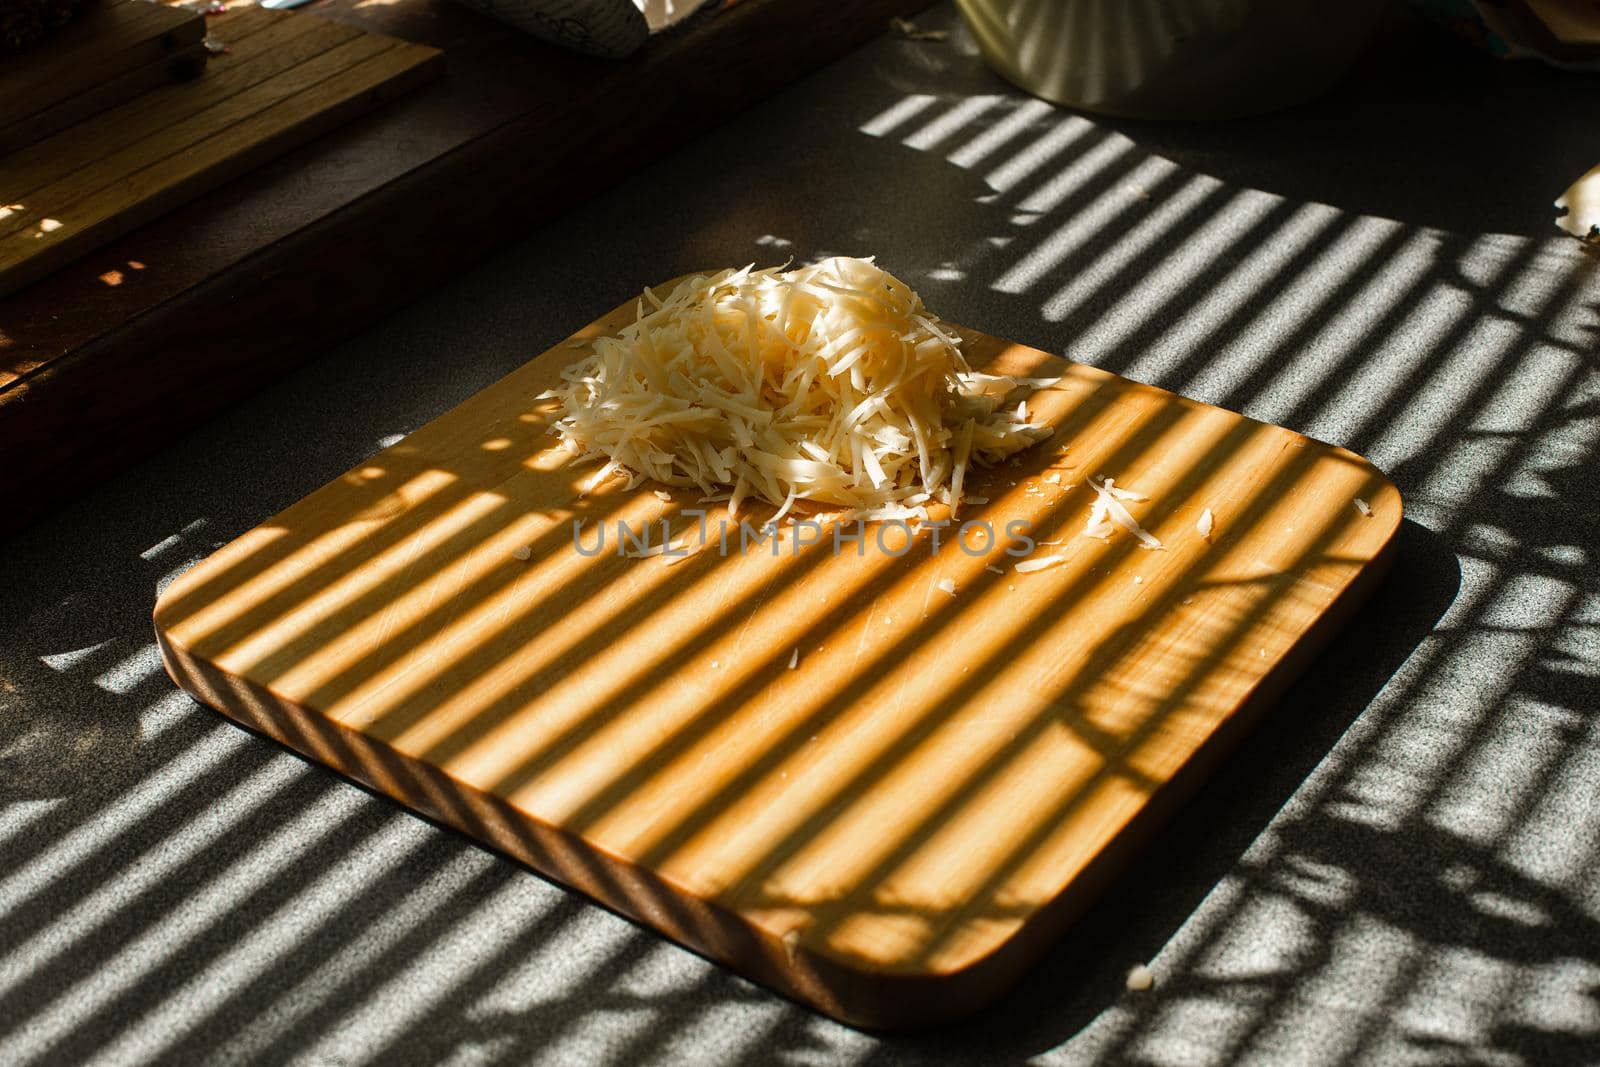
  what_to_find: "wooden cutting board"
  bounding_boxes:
[153,284,1401,1029]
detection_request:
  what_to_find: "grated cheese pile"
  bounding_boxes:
[541,257,1057,520]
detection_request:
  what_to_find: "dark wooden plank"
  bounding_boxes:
[0,0,205,134]
[0,38,208,156]
[0,0,932,534]
[0,26,396,245]
[2,9,349,197]
[0,39,441,297]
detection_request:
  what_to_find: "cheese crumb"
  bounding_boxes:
[511,545,532,561]
[1197,507,1214,540]
[1354,497,1372,517]
[1132,575,1143,584]
[1015,555,1068,574]
[653,489,673,502]
[1125,964,1154,992]
[788,647,799,669]
[936,577,957,596]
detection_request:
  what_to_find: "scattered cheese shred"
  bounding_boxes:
[1015,554,1068,573]
[985,564,1004,574]
[652,489,673,502]
[544,258,1057,518]
[1085,476,1163,549]
[788,646,800,669]
[1197,507,1214,540]
[1354,497,1372,517]
[936,577,957,596]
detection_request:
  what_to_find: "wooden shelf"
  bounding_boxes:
[0,0,931,536]
[0,4,441,298]
[0,0,207,151]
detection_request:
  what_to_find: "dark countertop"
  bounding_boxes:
[2,4,1598,1064]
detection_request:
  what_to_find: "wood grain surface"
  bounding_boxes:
[154,290,1403,1029]
[0,0,208,153]
[0,4,441,298]
[0,0,205,141]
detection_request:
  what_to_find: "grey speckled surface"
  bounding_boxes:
[4,5,1599,1064]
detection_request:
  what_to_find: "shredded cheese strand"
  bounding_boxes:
[1086,476,1164,550]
